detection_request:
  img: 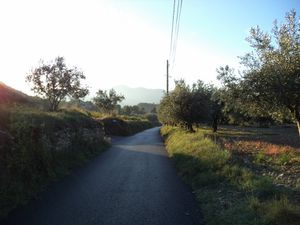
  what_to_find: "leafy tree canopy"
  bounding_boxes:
[158,79,214,131]
[93,89,124,114]
[218,10,300,135]
[26,56,89,111]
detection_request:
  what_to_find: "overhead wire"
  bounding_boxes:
[169,0,183,71]
[169,0,176,61]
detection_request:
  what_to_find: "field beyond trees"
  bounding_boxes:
[161,125,300,225]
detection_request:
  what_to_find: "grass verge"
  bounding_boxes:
[161,125,300,225]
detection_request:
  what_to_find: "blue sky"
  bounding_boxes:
[0,0,299,95]
[131,0,298,43]
[126,0,300,56]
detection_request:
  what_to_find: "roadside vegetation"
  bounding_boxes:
[0,106,109,218]
[159,10,300,225]
[161,126,300,225]
[90,111,159,136]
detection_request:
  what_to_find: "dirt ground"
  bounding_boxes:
[217,124,300,149]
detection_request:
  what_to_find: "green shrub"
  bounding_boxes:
[0,107,109,218]
[100,117,153,136]
[144,113,161,126]
[254,152,266,164]
[193,170,222,187]
[274,152,294,165]
[249,196,300,225]
[264,197,300,225]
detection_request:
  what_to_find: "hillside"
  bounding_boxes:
[0,82,30,104]
[113,85,164,106]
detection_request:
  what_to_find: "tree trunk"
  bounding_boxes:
[297,120,300,137]
[50,103,58,112]
[187,123,195,133]
[51,101,60,112]
[212,117,218,133]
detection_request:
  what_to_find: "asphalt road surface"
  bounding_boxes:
[1,127,203,225]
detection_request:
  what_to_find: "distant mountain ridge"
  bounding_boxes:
[0,82,164,107]
[113,85,164,106]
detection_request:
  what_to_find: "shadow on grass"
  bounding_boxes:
[169,151,300,225]
[202,126,300,149]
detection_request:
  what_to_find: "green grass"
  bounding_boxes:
[248,196,300,225]
[161,125,300,225]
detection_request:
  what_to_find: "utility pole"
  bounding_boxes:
[166,59,169,94]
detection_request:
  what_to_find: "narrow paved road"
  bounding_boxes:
[1,127,203,225]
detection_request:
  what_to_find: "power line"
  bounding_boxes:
[166,0,183,94]
[169,0,176,61]
[171,0,183,69]
[168,0,183,71]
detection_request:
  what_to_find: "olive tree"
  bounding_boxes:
[158,80,212,132]
[217,10,300,136]
[240,10,300,135]
[26,57,89,111]
[93,89,124,114]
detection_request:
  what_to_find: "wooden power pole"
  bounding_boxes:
[166,60,169,94]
